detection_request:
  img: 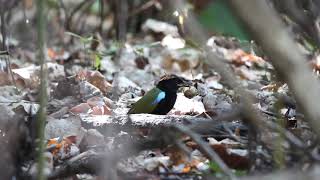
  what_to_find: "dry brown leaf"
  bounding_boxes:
[186,139,249,170]
[231,49,265,67]
[47,136,79,160]
[211,144,249,170]
[70,103,91,114]
[91,105,111,115]
[78,70,112,94]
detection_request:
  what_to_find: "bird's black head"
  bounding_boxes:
[156,74,192,93]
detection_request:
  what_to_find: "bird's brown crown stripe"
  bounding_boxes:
[160,74,178,81]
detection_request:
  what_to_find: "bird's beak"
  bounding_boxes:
[178,79,193,87]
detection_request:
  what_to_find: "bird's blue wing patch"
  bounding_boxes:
[152,91,166,105]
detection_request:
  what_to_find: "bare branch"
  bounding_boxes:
[228,0,320,137]
[173,124,237,180]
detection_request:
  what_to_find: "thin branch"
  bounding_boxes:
[0,12,16,87]
[65,0,95,31]
[129,0,158,17]
[169,0,265,131]
[173,124,237,180]
[169,0,266,169]
[98,0,104,33]
[36,0,48,179]
[228,0,320,138]
[115,0,128,41]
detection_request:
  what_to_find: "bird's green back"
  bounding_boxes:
[128,87,162,114]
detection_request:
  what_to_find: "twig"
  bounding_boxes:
[0,12,6,51]
[65,0,95,31]
[239,166,320,180]
[114,0,128,41]
[0,12,16,87]
[35,0,48,179]
[228,0,320,138]
[272,0,320,47]
[169,0,265,135]
[129,0,158,17]
[0,50,9,55]
[172,124,237,180]
[46,132,175,179]
[98,0,104,34]
[47,150,101,179]
[47,110,246,179]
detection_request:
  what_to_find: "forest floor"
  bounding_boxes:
[0,2,318,180]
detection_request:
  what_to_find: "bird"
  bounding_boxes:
[128,74,192,115]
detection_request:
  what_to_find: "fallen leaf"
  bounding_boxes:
[143,156,171,171]
[77,70,112,94]
[231,49,265,67]
[47,135,79,161]
[234,66,259,81]
[142,19,179,36]
[161,35,185,50]
[12,63,65,89]
[91,105,111,115]
[87,96,105,107]
[70,103,91,114]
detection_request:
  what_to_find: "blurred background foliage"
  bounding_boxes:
[197,0,250,41]
[1,0,319,55]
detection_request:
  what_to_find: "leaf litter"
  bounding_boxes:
[0,13,315,180]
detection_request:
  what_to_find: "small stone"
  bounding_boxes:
[184,86,198,99]
[80,129,105,150]
[45,116,82,139]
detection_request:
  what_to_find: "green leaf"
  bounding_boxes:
[208,161,222,173]
[198,0,250,41]
[94,53,101,70]
[90,0,101,15]
[102,41,122,56]
[65,31,84,40]
[209,161,247,178]
[65,32,92,44]
[47,0,59,8]
[233,169,247,177]
[84,36,94,44]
